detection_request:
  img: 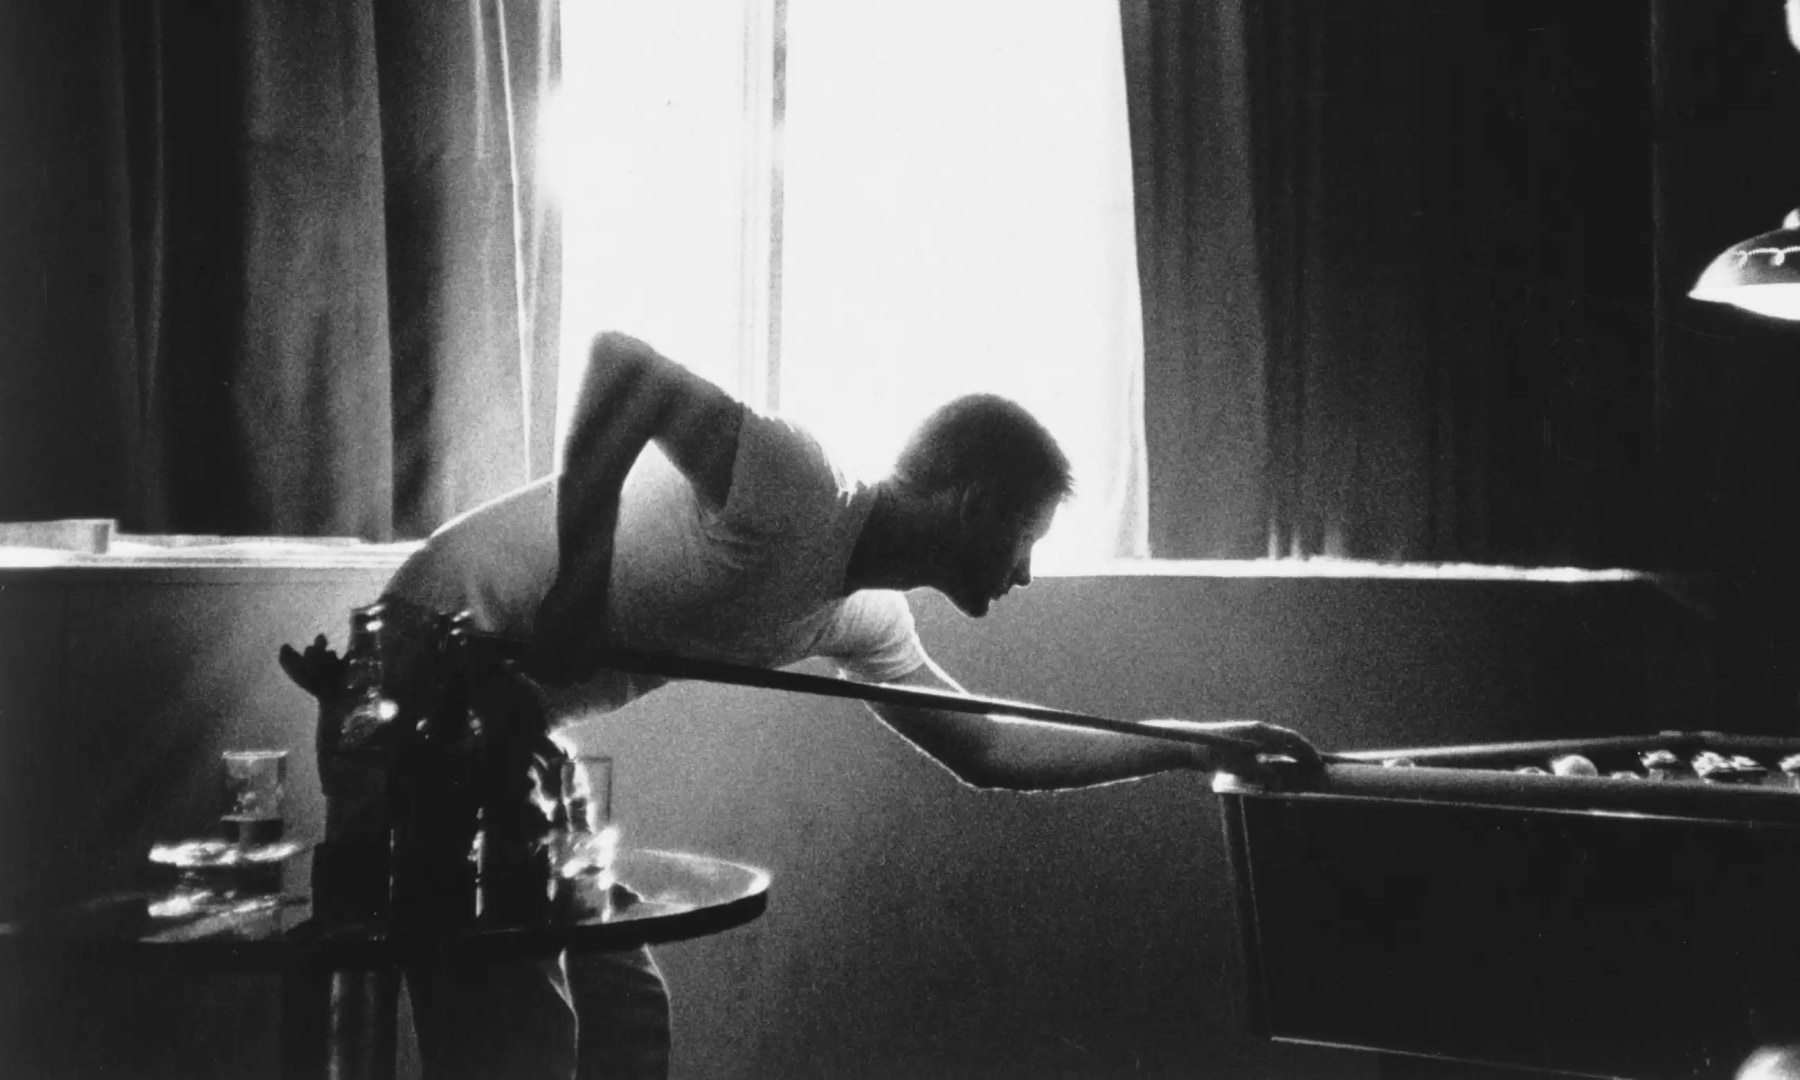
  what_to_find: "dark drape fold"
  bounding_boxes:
[3,0,559,541]
[1122,0,1658,567]
[1651,0,1800,731]
[371,0,561,536]
[1120,0,1271,559]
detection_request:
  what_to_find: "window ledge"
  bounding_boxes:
[0,536,420,584]
[1035,557,1649,583]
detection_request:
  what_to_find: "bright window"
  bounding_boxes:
[549,0,769,415]
[553,0,1148,564]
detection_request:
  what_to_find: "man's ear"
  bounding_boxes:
[955,481,990,533]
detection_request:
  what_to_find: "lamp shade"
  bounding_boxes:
[1690,209,1800,320]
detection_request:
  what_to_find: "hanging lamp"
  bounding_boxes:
[1689,210,1800,320]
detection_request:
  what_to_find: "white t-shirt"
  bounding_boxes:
[384,408,928,712]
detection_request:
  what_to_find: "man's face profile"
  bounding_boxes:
[942,497,1058,618]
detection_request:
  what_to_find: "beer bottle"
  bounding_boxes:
[465,628,564,925]
[390,612,488,929]
[312,602,401,926]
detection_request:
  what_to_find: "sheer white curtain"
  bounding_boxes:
[554,0,1148,563]
[550,0,765,433]
[780,0,1149,563]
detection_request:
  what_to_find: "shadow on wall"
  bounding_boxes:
[574,574,1708,1080]
[0,568,1708,1079]
[0,562,397,1079]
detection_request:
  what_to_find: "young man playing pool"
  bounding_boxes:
[287,331,1316,1079]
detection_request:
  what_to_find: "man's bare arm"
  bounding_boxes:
[534,332,744,683]
[566,332,743,509]
[862,660,1320,791]
[864,660,1213,791]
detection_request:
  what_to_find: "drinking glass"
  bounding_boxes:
[222,749,288,845]
[557,754,619,879]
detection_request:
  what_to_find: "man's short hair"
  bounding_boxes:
[891,394,1074,515]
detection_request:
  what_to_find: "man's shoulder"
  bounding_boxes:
[817,588,928,682]
[740,407,831,466]
[728,409,856,515]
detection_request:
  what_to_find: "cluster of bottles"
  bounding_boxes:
[313,600,596,931]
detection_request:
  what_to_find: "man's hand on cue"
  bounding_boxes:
[1144,718,1324,779]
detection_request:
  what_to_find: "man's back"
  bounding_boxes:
[385,403,926,713]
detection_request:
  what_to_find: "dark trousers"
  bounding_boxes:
[409,946,671,1080]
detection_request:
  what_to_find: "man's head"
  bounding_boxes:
[889,394,1073,617]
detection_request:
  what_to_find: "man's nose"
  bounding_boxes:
[1011,559,1032,588]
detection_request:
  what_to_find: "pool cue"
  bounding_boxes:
[473,631,1345,765]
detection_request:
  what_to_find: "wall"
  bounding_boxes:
[0,563,1709,1078]
[597,572,1708,1080]
[0,556,400,1080]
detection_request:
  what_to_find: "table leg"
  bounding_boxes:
[279,965,331,1080]
[280,966,399,1080]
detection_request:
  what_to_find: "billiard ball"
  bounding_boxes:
[1551,754,1599,777]
[1642,749,1691,781]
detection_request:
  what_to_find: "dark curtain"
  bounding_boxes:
[1652,0,1800,731]
[1122,0,1658,567]
[1,0,560,541]
[1118,0,1271,559]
